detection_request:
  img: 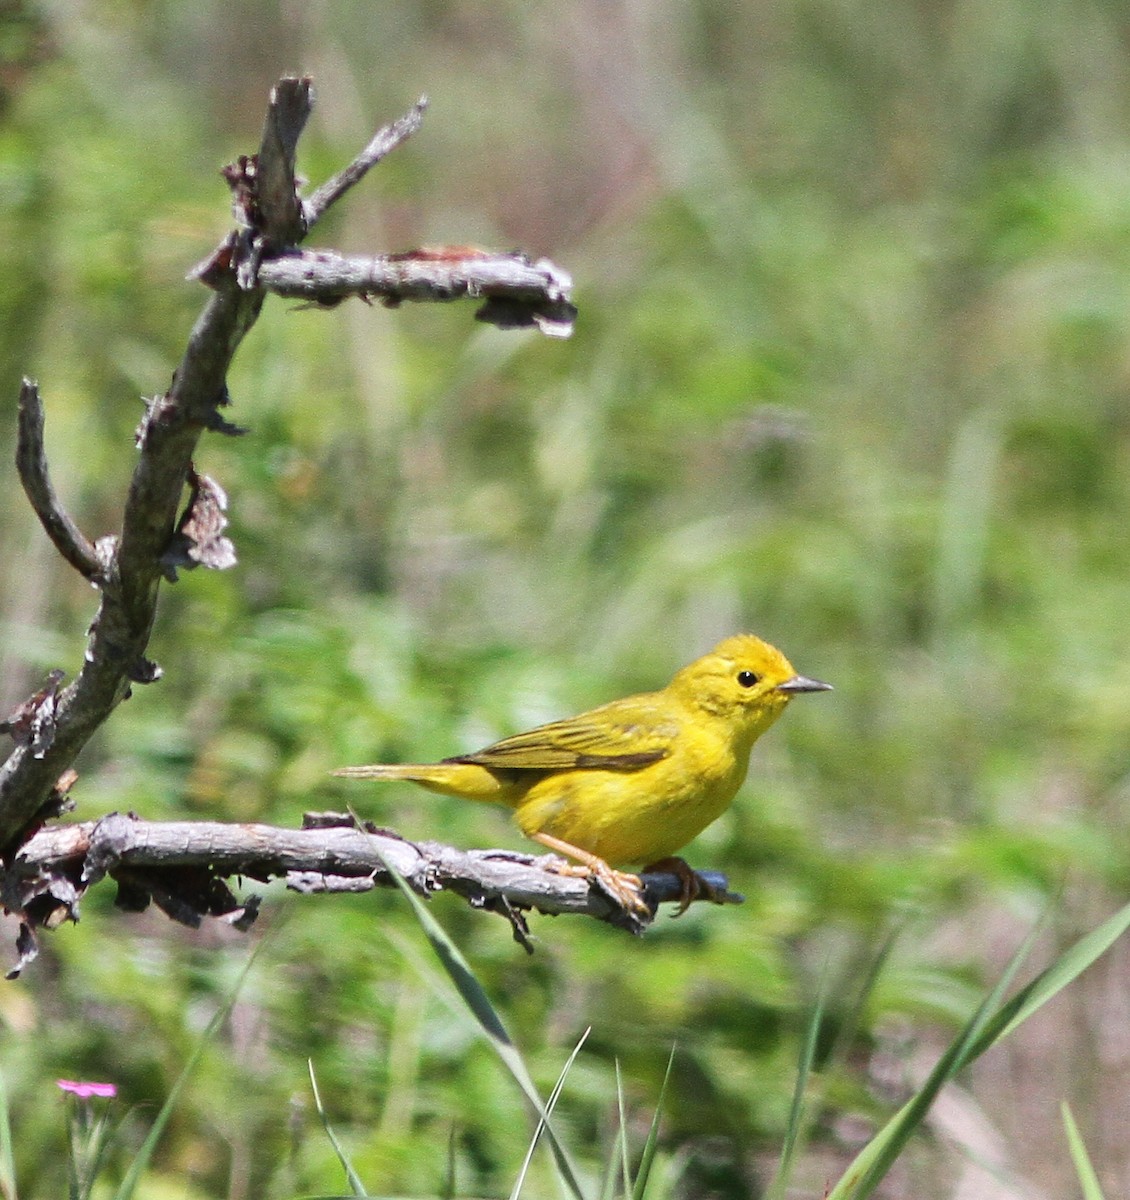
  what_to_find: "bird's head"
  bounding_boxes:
[669,633,832,737]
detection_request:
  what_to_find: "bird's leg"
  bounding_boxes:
[532,832,649,916]
[642,857,725,917]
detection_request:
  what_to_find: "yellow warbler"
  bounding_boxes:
[335,634,830,913]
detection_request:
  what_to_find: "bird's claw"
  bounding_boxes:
[531,832,651,917]
[541,855,649,916]
[642,857,727,916]
[590,863,649,917]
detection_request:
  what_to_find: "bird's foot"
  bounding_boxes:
[642,857,727,916]
[532,832,649,916]
[589,863,648,916]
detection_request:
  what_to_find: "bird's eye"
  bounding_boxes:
[737,670,760,688]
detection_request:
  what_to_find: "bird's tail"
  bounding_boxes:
[332,761,510,803]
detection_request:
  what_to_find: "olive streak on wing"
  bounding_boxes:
[443,703,678,772]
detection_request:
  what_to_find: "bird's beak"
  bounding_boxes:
[777,675,833,694]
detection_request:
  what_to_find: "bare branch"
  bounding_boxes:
[304,95,429,229]
[16,379,103,582]
[0,82,323,850]
[3,813,743,971]
[259,248,577,337]
[0,83,436,851]
[2,78,579,907]
[254,75,313,246]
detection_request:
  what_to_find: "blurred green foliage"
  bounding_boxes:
[2,1,1130,1196]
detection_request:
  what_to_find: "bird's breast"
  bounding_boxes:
[513,724,748,866]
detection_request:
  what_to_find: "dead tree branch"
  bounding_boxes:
[3,813,743,974]
[1,77,576,875]
[1,78,318,853]
[257,248,576,336]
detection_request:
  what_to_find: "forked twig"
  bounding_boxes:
[16,380,103,583]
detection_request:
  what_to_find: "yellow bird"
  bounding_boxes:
[335,634,830,914]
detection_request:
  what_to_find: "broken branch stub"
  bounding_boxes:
[160,469,237,578]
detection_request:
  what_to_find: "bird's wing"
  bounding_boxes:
[446,696,678,772]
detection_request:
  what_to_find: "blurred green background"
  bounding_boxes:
[2,1,1130,1196]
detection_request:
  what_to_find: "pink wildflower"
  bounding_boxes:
[56,1080,117,1100]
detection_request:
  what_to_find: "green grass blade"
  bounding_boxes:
[767,967,830,1200]
[1062,1103,1106,1200]
[509,1027,591,1200]
[112,946,261,1200]
[962,898,1130,1064]
[832,929,900,1068]
[826,910,1046,1200]
[615,1060,630,1200]
[630,1043,675,1200]
[374,846,585,1200]
[770,935,897,1200]
[0,1069,17,1200]
[83,1106,125,1200]
[829,898,1130,1200]
[308,1060,370,1197]
[442,1124,457,1200]
[598,1125,620,1200]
